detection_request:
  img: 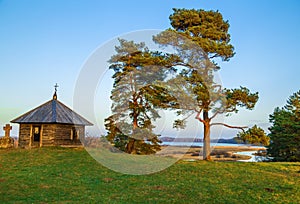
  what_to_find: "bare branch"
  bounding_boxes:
[181,111,195,122]
[195,107,203,113]
[226,107,237,113]
[164,61,192,69]
[195,110,205,123]
[210,122,247,132]
[212,84,222,92]
[209,109,225,120]
[209,53,219,59]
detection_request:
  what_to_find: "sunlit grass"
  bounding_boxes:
[0,147,299,203]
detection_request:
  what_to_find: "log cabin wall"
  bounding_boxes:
[41,124,56,146]
[18,124,55,148]
[18,124,31,148]
[18,124,85,148]
[54,124,84,145]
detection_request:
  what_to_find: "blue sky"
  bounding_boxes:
[1,0,300,138]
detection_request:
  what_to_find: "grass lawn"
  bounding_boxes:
[0,147,299,203]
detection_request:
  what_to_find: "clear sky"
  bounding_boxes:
[1,0,300,138]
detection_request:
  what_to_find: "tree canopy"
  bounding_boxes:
[169,8,235,62]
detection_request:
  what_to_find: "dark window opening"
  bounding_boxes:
[71,127,79,140]
[33,126,40,142]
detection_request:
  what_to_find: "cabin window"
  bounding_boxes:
[33,126,41,142]
[71,127,79,140]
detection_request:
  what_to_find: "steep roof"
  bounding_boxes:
[11,97,93,126]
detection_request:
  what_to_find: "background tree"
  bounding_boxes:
[105,39,179,154]
[153,8,259,160]
[268,90,300,161]
[237,125,270,146]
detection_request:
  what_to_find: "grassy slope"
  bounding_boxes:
[0,147,299,204]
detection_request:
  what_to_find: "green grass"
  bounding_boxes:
[0,147,299,203]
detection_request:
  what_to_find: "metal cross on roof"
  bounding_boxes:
[54,83,59,92]
[53,83,59,100]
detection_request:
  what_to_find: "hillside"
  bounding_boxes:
[0,147,299,203]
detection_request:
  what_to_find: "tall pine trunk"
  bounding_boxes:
[203,110,211,160]
[126,98,138,154]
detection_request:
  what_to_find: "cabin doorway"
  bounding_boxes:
[32,126,41,147]
[71,127,79,141]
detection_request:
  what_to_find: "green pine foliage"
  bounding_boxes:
[268,90,300,161]
[169,8,235,61]
[105,39,178,155]
[237,125,270,146]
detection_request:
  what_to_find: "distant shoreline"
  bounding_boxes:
[160,136,246,144]
[161,142,264,149]
[158,145,266,161]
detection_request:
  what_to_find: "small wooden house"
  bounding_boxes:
[11,91,93,148]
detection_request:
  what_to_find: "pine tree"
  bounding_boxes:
[153,8,259,160]
[105,39,179,154]
[268,91,300,161]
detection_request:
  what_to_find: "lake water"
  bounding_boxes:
[162,141,262,148]
[235,151,271,162]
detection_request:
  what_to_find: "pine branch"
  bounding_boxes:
[209,53,219,59]
[209,109,225,120]
[210,122,247,132]
[181,111,195,121]
[195,110,205,123]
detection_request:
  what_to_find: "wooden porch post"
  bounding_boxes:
[29,125,32,148]
[40,125,43,147]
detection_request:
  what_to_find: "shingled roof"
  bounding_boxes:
[11,96,93,126]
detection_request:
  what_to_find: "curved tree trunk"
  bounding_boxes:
[203,110,211,161]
